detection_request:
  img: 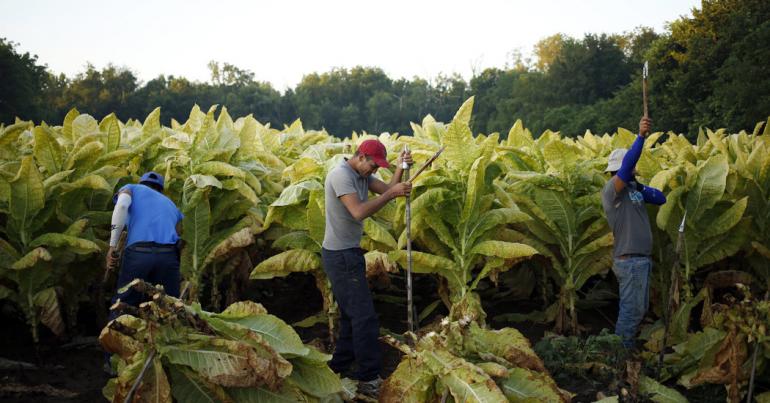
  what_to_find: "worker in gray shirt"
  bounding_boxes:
[601,117,666,348]
[323,139,412,397]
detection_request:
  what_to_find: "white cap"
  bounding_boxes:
[606,149,627,172]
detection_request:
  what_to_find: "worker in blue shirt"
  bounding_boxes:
[107,171,183,312]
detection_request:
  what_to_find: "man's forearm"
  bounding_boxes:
[388,166,405,187]
[110,193,132,247]
[638,183,666,205]
[618,135,645,183]
[349,192,393,221]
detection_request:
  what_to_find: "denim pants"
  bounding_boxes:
[322,247,382,381]
[612,256,651,348]
[106,244,180,366]
[109,244,181,322]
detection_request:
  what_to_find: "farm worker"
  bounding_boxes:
[106,171,183,313]
[323,139,412,397]
[601,117,666,349]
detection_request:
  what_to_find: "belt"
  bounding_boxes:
[128,243,177,253]
[617,253,649,260]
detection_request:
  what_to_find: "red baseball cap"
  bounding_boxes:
[357,139,390,168]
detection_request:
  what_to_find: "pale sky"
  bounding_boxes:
[1,0,700,90]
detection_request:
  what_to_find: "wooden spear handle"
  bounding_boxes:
[408,146,445,183]
[642,61,649,118]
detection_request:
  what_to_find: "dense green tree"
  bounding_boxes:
[646,0,770,135]
[1,0,767,140]
[0,38,51,123]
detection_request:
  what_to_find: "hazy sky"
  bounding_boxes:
[1,0,700,90]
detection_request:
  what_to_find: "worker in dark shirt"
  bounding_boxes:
[601,117,666,348]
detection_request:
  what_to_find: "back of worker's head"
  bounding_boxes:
[139,171,164,192]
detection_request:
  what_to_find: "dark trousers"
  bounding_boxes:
[322,247,382,381]
[108,243,181,322]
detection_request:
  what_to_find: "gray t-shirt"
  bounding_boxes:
[601,179,653,258]
[323,160,371,250]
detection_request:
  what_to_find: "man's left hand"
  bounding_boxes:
[397,149,413,167]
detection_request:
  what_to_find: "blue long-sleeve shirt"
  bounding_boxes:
[617,135,666,205]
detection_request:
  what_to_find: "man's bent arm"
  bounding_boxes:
[339,191,394,221]
[110,192,132,247]
[638,183,666,205]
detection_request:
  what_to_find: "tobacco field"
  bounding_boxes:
[0,97,768,402]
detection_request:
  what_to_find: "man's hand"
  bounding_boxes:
[106,246,119,270]
[639,117,652,138]
[388,182,412,199]
[397,149,413,167]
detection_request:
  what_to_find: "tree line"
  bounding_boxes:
[2,0,768,139]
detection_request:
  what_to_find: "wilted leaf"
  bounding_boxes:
[249,249,320,280]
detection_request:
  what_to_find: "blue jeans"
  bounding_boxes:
[322,247,381,381]
[108,243,180,322]
[106,243,180,367]
[612,256,651,348]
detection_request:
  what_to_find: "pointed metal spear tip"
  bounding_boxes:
[678,211,687,232]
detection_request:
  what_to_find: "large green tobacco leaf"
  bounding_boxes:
[423,349,507,403]
[11,247,52,270]
[9,156,44,244]
[499,367,565,402]
[269,180,322,208]
[534,189,575,240]
[543,139,582,172]
[226,384,307,403]
[363,218,397,250]
[181,195,211,294]
[33,287,65,336]
[286,356,342,398]
[466,208,530,247]
[469,240,538,260]
[202,218,256,266]
[71,113,99,139]
[662,327,726,381]
[390,250,461,287]
[110,350,150,402]
[462,323,545,372]
[168,365,232,403]
[66,141,104,175]
[249,249,320,280]
[28,233,100,255]
[99,113,121,153]
[160,337,291,389]
[443,97,479,173]
[693,218,751,268]
[460,156,488,226]
[685,154,728,221]
[33,126,63,174]
[60,108,78,142]
[103,293,341,402]
[639,375,688,403]
[135,356,172,403]
[379,357,435,403]
[306,189,325,245]
[272,231,318,252]
[209,312,310,357]
[0,121,31,148]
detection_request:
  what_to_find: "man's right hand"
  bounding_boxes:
[388,182,412,199]
[639,116,652,137]
[106,246,119,270]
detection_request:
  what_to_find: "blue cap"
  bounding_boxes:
[139,171,164,189]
